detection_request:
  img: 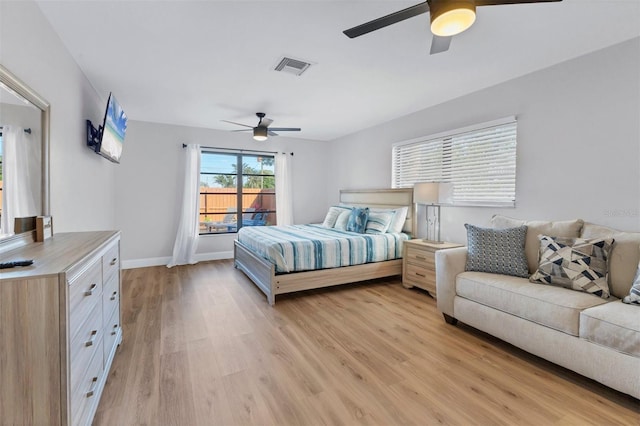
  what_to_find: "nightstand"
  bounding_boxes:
[402,239,464,298]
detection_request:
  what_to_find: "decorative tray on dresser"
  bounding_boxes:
[0,231,122,426]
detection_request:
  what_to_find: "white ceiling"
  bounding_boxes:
[36,0,640,141]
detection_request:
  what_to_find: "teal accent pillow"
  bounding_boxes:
[346,207,369,233]
[465,224,529,278]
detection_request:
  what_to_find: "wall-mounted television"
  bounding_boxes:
[86,93,128,163]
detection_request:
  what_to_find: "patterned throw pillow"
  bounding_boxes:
[622,260,640,305]
[530,235,614,299]
[365,211,394,234]
[322,206,351,228]
[346,207,369,233]
[465,224,529,278]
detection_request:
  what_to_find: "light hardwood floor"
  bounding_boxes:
[94,260,639,425]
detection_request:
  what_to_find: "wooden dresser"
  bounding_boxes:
[0,231,122,426]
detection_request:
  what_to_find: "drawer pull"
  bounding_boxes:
[86,377,98,398]
[85,330,98,347]
[110,257,118,266]
[111,324,119,336]
[415,256,426,260]
[110,291,118,301]
[415,272,426,278]
[84,283,97,297]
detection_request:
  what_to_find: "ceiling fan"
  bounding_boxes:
[343,0,562,54]
[222,112,301,141]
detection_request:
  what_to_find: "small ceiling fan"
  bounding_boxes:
[222,112,301,141]
[343,0,562,55]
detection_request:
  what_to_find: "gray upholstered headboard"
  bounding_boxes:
[339,188,416,236]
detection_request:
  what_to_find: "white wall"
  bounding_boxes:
[115,121,329,267]
[0,1,115,233]
[328,38,640,244]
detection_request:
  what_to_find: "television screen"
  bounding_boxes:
[99,93,127,163]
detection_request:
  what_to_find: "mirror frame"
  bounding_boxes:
[0,64,50,251]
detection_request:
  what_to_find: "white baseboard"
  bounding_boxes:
[122,252,234,270]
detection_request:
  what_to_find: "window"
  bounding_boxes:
[199,151,276,234]
[392,118,517,207]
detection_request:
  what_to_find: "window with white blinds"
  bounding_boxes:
[392,119,517,207]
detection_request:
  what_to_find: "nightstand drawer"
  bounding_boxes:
[405,263,437,290]
[405,247,435,268]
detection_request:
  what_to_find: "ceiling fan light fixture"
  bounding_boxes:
[430,0,476,37]
[253,127,268,141]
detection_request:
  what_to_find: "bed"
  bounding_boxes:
[234,188,415,305]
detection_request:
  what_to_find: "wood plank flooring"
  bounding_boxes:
[94,260,639,425]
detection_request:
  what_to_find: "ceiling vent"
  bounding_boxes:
[273,56,312,76]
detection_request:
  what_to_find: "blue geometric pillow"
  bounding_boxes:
[465,224,529,278]
[346,207,369,233]
[623,262,640,305]
[529,235,614,299]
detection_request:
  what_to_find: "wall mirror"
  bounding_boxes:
[0,64,50,248]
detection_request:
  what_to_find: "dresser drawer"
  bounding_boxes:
[405,247,435,268]
[103,306,121,365]
[102,242,120,282]
[69,301,103,398]
[405,263,436,292]
[70,340,104,426]
[102,273,119,324]
[68,259,102,340]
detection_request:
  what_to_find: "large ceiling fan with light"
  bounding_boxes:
[343,0,562,54]
[222,112,301,141]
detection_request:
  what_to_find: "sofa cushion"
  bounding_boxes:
[529,235,614,299]
[456,271,609,336]
[490,215,584,275]
[580,301,640,357]
[464,224,529,278]
[581,223,640,299]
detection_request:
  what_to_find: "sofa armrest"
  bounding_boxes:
[436,246,468,318]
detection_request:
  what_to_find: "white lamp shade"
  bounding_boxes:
[413,182,454,205]
[413,182,440,205]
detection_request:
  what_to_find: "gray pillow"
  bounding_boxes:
[465,223,529,278]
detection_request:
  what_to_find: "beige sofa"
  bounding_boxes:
[435,216,640,399]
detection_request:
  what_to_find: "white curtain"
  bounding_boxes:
[275,152,293,226]
[1,126,39,235]
[167,144,201,268]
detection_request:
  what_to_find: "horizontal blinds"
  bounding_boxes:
[392,120,517,207]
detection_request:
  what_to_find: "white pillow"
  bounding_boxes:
[382,206,408,234]
[333,210,351,230]
[321,206,351,228]
[365,211,394,234]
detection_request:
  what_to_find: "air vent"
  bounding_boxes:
[273,56,312,76]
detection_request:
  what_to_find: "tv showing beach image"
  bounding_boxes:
[100,94,127,163]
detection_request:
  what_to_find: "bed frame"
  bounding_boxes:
[234,188,415,305]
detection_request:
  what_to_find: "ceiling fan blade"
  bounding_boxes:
[261,118,273,127]
[476,0,562,5]
[268,131,279,136]
[343,1,430,38]
[430,35,452,54]
[269,127,301,132]
[231,129,253,132]
[221,119,253,128]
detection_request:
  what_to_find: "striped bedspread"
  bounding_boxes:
[237,224,409,273]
